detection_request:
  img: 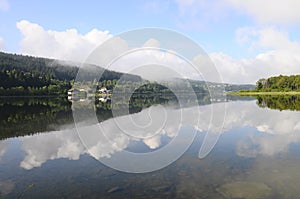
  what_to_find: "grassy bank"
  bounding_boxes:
[228,91,300,96]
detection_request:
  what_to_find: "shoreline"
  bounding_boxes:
[228,91,300,96]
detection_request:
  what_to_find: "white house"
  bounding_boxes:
[99,87,107,93]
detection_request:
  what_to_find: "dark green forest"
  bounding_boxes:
[255,74,300,91]
[0,51,78,95]
[0,51,141,96]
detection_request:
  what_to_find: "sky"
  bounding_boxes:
[1,0,300,83]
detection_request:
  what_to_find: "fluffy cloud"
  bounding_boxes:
[211,27,300,83]
[226,0,300,24]
[0,0,9,11]
[174,0,228,29]
[108,48,196,81]
[15,20,300,84]
[16,20,112,62]
[16,20,210,83]
[211,51,300,84]
[175,0,300,25]
[166,1,300,83]
[236,27,300,51]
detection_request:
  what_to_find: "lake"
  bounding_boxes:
[1,95,300,198]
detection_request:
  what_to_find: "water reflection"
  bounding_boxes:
[19,127,84,170]
[256,95,300,111]
[11,98,300,172]
[224,100,300,157]
[1,96,300,198]
[0,97,73,139]
[0,140,9,161]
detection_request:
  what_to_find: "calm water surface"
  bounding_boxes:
[1,96,300,198]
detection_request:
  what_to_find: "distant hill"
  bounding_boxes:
[223,83,255,91]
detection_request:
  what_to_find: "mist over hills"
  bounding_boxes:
[0,51,254,96]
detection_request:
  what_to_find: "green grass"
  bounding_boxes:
[227,91,300,96]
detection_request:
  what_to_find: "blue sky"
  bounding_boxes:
[1,0,300,83]
[0,0,255,56]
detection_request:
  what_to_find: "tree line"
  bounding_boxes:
[255,74,300,92]
[0,68,71,95]
[0,51,141,96]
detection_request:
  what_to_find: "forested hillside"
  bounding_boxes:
[0,52,78,81]
[0,51,141,96]
[0,51,252,96]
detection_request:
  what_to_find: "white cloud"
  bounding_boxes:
[15,21,213,82]
[109,47,195,81]
[0,37,5,50]
[210,52,249,83]
[171,1,300,83]
[211,50,300,84]
[226,0,300,24]
[174,0,229,29]
[236,27,300,51]
[175,0,300,26]
[0,0,9,11]
[142,38,160,48]
[15,20,300,84]
[210,27,300,83]
[16,20,112,62]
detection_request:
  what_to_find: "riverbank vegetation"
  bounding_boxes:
[229,74,300,95]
